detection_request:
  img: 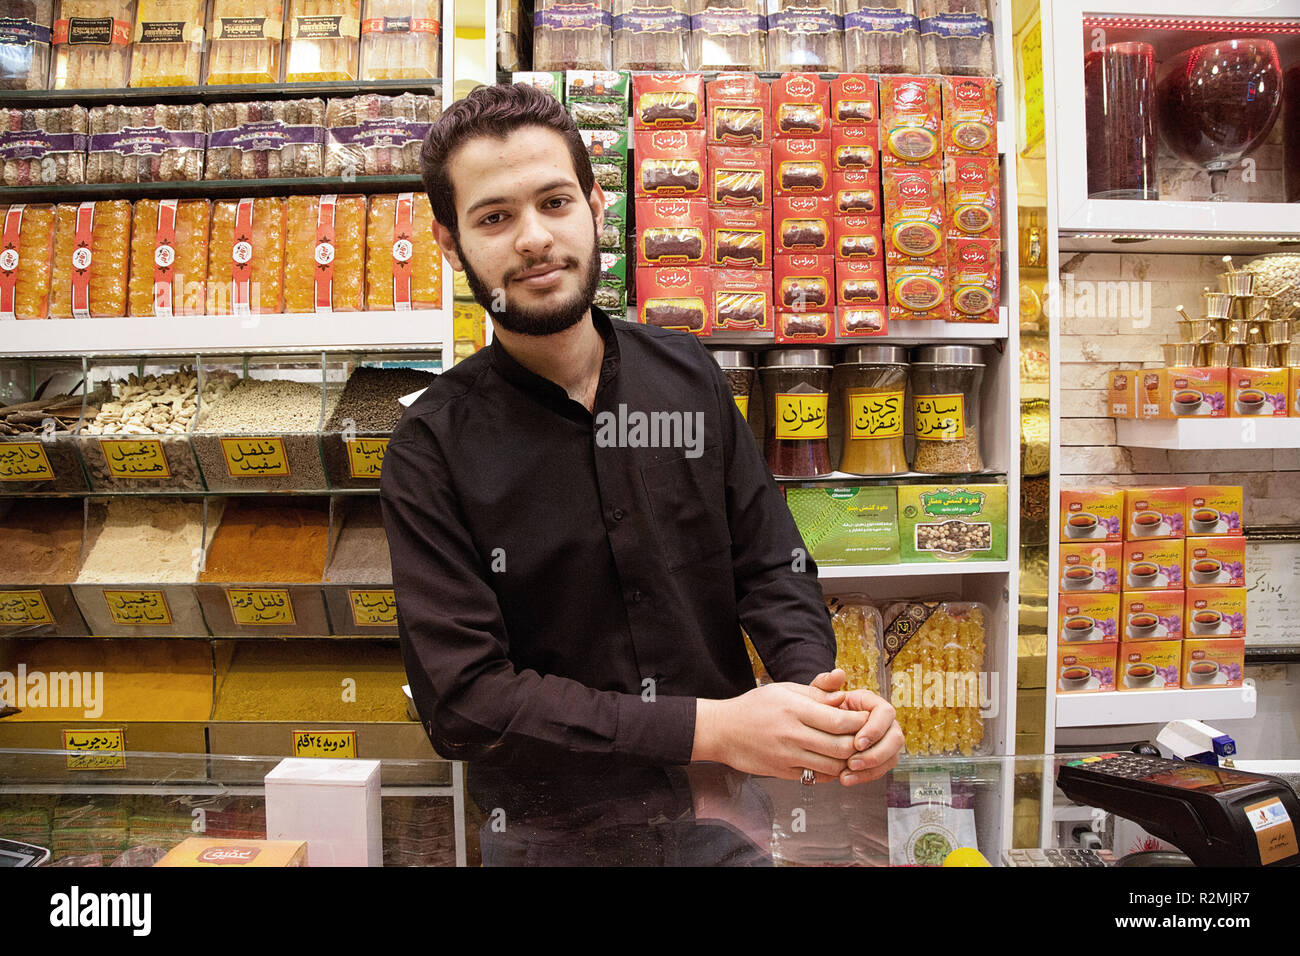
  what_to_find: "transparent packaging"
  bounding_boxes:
[204,98,326,180]
[761,354,833,479]
[126,198,210,317]
[49,200,131,318]
[0,0,54,90]
[324,92,440,177]
[768,0,844,73]
[0,203,55,317]
[909,347,984,475]
[87,103,205,183]
[829,594,884,695]
[688,0,765,71]
[1084,42,1156,201]
[917,0,993,77]
[206,0,283,85]
[844,0,919,74]
[497,0,524,71]
[284,194,365,314]
[204,197,286,316]
[612,0,687,71]
[129,0,205,86]
[285,0,361,82]
[51,0,134,89]
[0,105,87,186]
[360,0,440,80]
[533,0,611,71]
[364,193,441,311]
[834,348,909,476]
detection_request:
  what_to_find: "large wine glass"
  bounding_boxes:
[1156,38,1283,201]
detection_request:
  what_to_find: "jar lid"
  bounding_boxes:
[839,345,909,366]
[911,344,985,367]
[762,348,834,369]
[711,350,755,369]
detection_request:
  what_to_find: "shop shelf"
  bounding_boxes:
[818,560,1012,579]
[0,174,423,206]
[702,308,1010,348]
[1055,686,1257,728]
[0,79,441,110]
[1115,418,1300,450]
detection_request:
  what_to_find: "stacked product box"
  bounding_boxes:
[1112,364,1292,419]
[571,70,631,316]
[828,73,885,339]
[942,77,1000,324]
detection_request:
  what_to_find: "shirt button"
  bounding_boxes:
[612,508,625,521]
[629,589,642,604]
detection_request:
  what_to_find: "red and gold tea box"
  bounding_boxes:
[879,76,942,167]
[1058,592,1120,645]
[1229,366,1289,417]
[635,266,710,336]
[632,73,705,131]
[1182,638,1245,688]
[1117,640,1181,691]
[635,197,708,268]
[833,214,883,261]
[1185,588,1247,638]
[707,145,770,208]
[635,128,706,198]
[773,73,831,139]
[1122,539,1186,591]
[832,168,881,217]
[710,268,772,332]
[835,258,884,307]
[831,125,879,173]
[1124,487,1187,541]
[1185,536,1246,588]
[707,72,771,146]
[944,155,1000,240]
[1059,541,1122,594]
[887,261,949,321]
[830,74,879,126]
[0,204,55,320]
[709,206,771,268]
[882,166,945,263]
[1121,590,1184,642]
[774,253,834,315]
[774,196,833,254]
[942,76,998,157]
[1057,641,1117,693]
[837,306,887,338]
[773,137,832,196]
[1185,485,1244,536]
[947,237,999,323]
[775,309,834,345]
[1060,487,1125,542]
[1108,369,1139,419]
[1139,366,1229,420]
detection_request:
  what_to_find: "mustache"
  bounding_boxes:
[505,256,579,282]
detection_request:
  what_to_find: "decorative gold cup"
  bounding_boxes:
[1163,343,1198,366]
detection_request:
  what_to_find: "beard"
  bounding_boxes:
[454,219,602,337]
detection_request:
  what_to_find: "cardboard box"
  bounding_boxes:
[1124,487,1187,540]
[1292,367,1300,418]
[1117,641,1182,690]
[837,306,888,338]
[155,838,308,867]
[1182,638,1245,688]
[830,73,879,126]
[774,195,834,254]
[635,197,708,267]
[1109,369,1139,419]
[773,137,832,195]
[1060,487,1125,542]
[265,757,382,867]
[709,205,771,268]
[1185,588,1247,638]
[706,72,771,146]
[1121,590,1185,641]
[1057,642,1117,693]
[773,72,831,139]
[832,168,881,217]
[1229,366,1289,416]
[835,258,885,307]
[1185,535,1246,587]
[707,144,770,208]
[710,268,772,332]
[774,254,834,313]
[635,266,710,335]
[833,214,883,260]
[775,310,834,345]
[832,124,879,173]
[947,236,1000,323]
[882,166,946,262]
[1185,486,1244,536]
[1139,366,1229,419]
[1122,539,1186,591]
[1058,592,1120,644]
[896,483,1007,563]
[784,485,898,565]
[944,154,1000,240]
[887,261,949,321]
[635,128,706,199]
[879,75,942,166]
[1059,541,1122,593]
[941,76,998,156]
[632,73,705,130]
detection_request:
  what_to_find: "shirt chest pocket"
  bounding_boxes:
[639,446,731,572]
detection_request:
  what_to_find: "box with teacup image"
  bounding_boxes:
[1185,486,1244,537]
[1122,539,1185,591]
[1228,366,1288,417]
[1184,536,1246,588]
[1185,588,1247,638]
[1059,541,1121,594]
[1181,639,1245,689]
[1057,593,1119,644]
[1123,487,1186,540]
[1138,367,1228,420]
[1057,642,1116,694]
[1292,368,1300,419]
[1116,640,1181,691]
[1059,487,1124,542]
[1120,590,1184,642]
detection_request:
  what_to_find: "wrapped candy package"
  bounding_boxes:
[205,99,326,180]
[533,0,611,71]
[0,0,55,90]
[286,0,361,82]
[360,0,440,79]
[205,197,285,315]
[51,0,134,89]
[87,103,205,183]
[127,198,209,316]
[0,203,56,319]
[49,199,132,318]
[207,0,283,84]
[284,194,365,313]
[365,192,441,311]
[129,0,205,86]
[0,105,87,185]
[324,92,440,177]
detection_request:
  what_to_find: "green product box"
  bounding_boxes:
[512,72,564,101]
[595,252,627,313]
[785,486,899,567]
[600,191,627,251]
[564,70,631,105]
[582,128,629,168]
[897,484,1008,563]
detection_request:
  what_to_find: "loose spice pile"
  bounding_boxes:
[325,366,436,433]
[199,498,330,583]
[325,500,393,584]
[0,500,83,584]
[76,498,207,584]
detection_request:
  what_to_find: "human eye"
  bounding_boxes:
[477,210,508,227]
[543,195,571,210]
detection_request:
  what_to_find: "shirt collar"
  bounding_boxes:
[489,305,622,414]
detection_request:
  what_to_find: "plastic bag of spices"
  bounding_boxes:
[365,192,442,311]
[51,0,134,89]
[0,0,55,90]
[205,197,285,315]
[284,194,365,313]
[285,0,362,82]
[129,0,205,86]
[127,198,209,317]
[0,105,88,186]
[917,0,994,77]
[360,0,441,80]
[49,200,131,318]
[206,0,283,85]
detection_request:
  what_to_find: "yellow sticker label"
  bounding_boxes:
[849,389,905,439]
[64,729,126,770]
[102,590,173,627]
[227,588,295,626]
[346,438,389,479]
[913,393,967,440]
[349,589,397,627]
[1245,797,1297,865]
[734,395,749,421]
[292,730,357,759]
[775,393,828,440]
[0,442,55,481]
[100,439,171,479]
[220,437,290,478]
[0,590,54,626]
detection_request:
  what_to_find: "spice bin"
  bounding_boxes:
[713,350,755,425]
[909,344,984,474]
[321,359,437,489]
[322,498,397,636]
[834,345,909,476]
[0,498,89,637]
[0,359,98,495]
[761,349,834,478]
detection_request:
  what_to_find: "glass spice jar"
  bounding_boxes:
[910,344,984,474]
[713,349,756,422]
[761,349,833,478]
[835,345,909,476]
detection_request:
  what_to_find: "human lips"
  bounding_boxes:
[512,261,568,288]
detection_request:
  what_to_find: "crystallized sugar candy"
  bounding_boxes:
[51,0,134,89]
[360,0,440,80]
[365,192,441,310]
[206,198,285,315]
[207,0,283,84]
[49,200,131,318]
[0,203,56,319]
[286,0,361,82]
[284,194,365,313]
[0,105,87,186]
[128,198,209,316]
[129,0,204,86]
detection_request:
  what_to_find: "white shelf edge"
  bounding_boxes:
[1116,417,1300,450]
[1056,687,1257,728]
[818,560,1011,579]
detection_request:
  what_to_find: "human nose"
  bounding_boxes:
[514,205,554,259]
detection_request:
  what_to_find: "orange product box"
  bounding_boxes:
[837,305,888,338]
[882,166,945,263]
[775,309,834,345]
[1061,487,1125,542]
[887,261,949,322]
[1186,485,1244,536]
[944,154,1000,240]
[1182,638,1245,688]
[1185,588,1247,638]
[1122,539,1186,591]
[709,205,771,269]
[635,128,706,199]
[636,266,711,336]
[1292,368,1300,419]
[1059,541,1122,594]
[947,236,999,323]
[1058,592,1120,645]
[1117,640,1181,690]
[835,258,884,307]
[636,197,708,268]
[1139,366,1229,419]
[710,268,772,332]
[1185,536,1246,588]
[154,838,307,867]
[1124,487,1187,540]
[632,72,705,130]
[773,73,831,139]
[1229,366,1289,417]
[1057,641,1117,693]
[830,73,879,126]
[707,72,771,146]
[774,253,834,314]
[1121,590,1185,641]
[832,124,879,173]
[364,193,441,311]
[773,137,832,196]
[774,196,834,254]
[942,76,998,156]
[832,168,881,217]
[879,75,942,167]
[206,197,285,315]
[833,214,883,261]
[707,144,771,208]
[1109,369,1139,419]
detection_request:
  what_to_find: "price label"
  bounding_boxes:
[220,437,290,478]
[100,439,171,479]
[349,589,397,627]
[64,729,126,770]
[292,730,357,759]
[103,590,172,627]
[0,442,55,482]
[0,590,53,626]
[1244,797,1296,865]
[734,395,749,420]
[913,393,966,440]
[848,389,905,439]
[227,588,295,626]
[346,438,388,479]
[774,393,828,440]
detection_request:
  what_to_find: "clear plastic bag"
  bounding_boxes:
[129,0,204,86]
[87,103,205,183]
[360,0,440,80]
[207,0,283,85]
[285,0,361,81]
[828,595,884,696]
[688,0,765,72]
[51,0,134,89]
[768,0,844,73]
[0,0,55,90]
[612,0,687,71]
[0,104,87,185]
[324,92,439,177]
[918,0,993,77]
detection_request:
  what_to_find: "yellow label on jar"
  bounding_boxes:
[103,590,172,627]
[227,588,295,626]
[64,729,125,770]
[913,393,967,440]
[100,439,171,479]
[349,589,397,627]
[292,730,357,759]
[346,438,389,479]
[0,442,55,481]
[848,389,905,439]
[220,437,290,478]
[775,393,828,440]
[734,395,750,420]
[0,590,53,626]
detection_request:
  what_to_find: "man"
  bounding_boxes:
[382,83,903,798]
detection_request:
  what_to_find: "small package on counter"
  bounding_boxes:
[706,71,770,145]
[533,0,613,71]
[636,197,707,267]
[1124,487,1187,540]
[1058,592,1120,644]
[599,191,626,250]
[205,197,285,315]
[595,251,627,312]
[774,253,833,314]
[1057,642,1117,693]
[708,144,770,207]
[365,192,441,311]
[1121,590,1184,642]
[51,0,133,89]
[1059,540,1121,594]
[835,257,884,308]
[636,266,710,335]
[773,137,831,196]
[918,0,995,77]
[284,194,365,313]
[1186,486,1244,536]
[887,771,977,865]
[205,99,327,180]
[775,308,833,344]
[947,236,999,323]
[1060,487,1124,541]
[786,485,899,566]
[887,261,949,321]
[710,267,771,331]
[613,0,689,71]
[709,205,770,269]
[883,166,946,261]
[207,0,283,85]
[1108,369,1138,419]
[632,72,703,129]
[1230,366,1289,417]
[775,196,833,254]
[834,214,883,260]
[1182,639,1245,688]
[1117,640,1182,691]
[0,203,56,319]
[1185,536,1247,588]
[832,168,880,215]
[942,76,998,155]
[773,72,831,138]
[511,70,564,100]
[87,103,205,183]
[360,0,441,80]
[285,0,362,82]
[828,595,884,694]
[155,838,307,867]
[830,73,879,125]
[634,128,705,198]
[129,0,205,86]
[0,0,55,90]
[324,92,440,177]
[0,105,87,186]
[1122,539,1186,592]
[879,75,942,166]
[844,1,920,74]
[1138,367,1229,420]
[1186,588,1247,639]
[127,198,209,317]
[767,0,844,73]
[689,0,767,72]
[49,199,131,318]
[945,154,999,239]
[897,483,1007,563]
[838,306,887,337]
[832,124,879,172]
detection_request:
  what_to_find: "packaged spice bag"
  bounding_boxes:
[689,0,766,71]
[129,0,204,86]
[205,99,326,180]
[205,197,286,315]
[284,194,365,313]
[49,200,131,318]
[127,198,209,316]
[0,203,55,319]
[324,92,440,177]
[0,0,55,90]
[613,0,687,71]
[87,103,206,183]
[533,0,612,71]
[844,0,919,74]
[365,192,441,310]
[51,0,134,89]
[207,0,283,84]
[768,0,844,73]
[918,0,993,77]
[360,0,440,80]
[0,105,87,185]
[285,0,361,81]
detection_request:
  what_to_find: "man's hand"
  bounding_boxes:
[693,682,870,782]
[811,668,904,786]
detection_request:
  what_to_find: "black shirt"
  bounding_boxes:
[379,305,836,773]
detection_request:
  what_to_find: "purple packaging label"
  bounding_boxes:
[0,129,87,159]
[328,118,431,149]
[208,121,326,151]
[844,8,918,35]
[919,13,992,39]
[534,5,612,31]
[0,17,53,46]
[89,127,204,156]
[690,11,764,35]
[767,10,844,35]
[612,10,689,34]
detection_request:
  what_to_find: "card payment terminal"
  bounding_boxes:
[1057,753,1300,867]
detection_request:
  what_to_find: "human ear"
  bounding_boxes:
[434,221,463,271]
[588,182,606,234]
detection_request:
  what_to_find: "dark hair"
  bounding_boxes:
[420,83,595,237]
